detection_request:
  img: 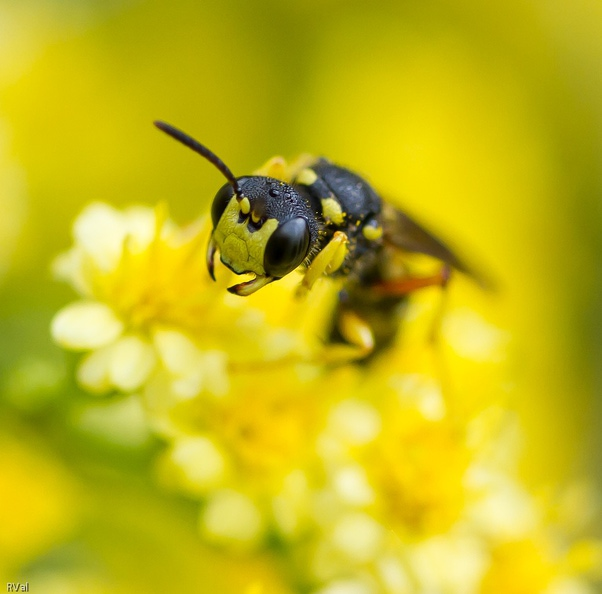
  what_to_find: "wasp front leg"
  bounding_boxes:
[298,231,349,295]
[331,308,375,360]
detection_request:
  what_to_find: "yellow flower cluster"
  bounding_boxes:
[51,202,600,593]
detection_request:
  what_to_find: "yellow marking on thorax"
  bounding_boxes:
[213,197,279,275]
[321,197,345,226]
[362,223,383,241]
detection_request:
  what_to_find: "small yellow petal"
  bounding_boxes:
[74,394,150,447]
[375,556,413,594]
[330,513,384,563]
[201,490,264,548]
[51,247,92,296]
[72,202,127,272]
[465,475,539,539]
[108,334,156,392]
[333,465,375,506]
[153,329,201,375]
[169,436,227,495]
[327,400,381,446]
[411,535,488,593]
[199,351,229,397]
[153,330,229,398]
[51,301,123,350]
[122,205,158,252]
[171,370,205,400]
[272,470,311,538]
[76,346,113,393]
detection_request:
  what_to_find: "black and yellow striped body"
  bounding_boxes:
[292,159,409,351]
[293,158,384,279]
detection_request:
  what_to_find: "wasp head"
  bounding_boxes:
[208,176,315,296]
[154,121,319,296]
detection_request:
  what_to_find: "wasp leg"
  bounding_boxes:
[372,264,452,348]
[336,308,375,358]
[315,309,376,364]
[372,264,452,358]
[373,264,451,296]
[299,231,349,295]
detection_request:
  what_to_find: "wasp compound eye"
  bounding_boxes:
[263,217,310,278]
[211,183,236,227]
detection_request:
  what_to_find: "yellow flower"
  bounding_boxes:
[51,202,201,393]
[52,200,333,402]
[368,407,469,536]
[152,363,325,547]
[51,202,600,593]
[316,371,470,539]
[480,538,556,594]
[0,432,80,573]
[51,201,334,551]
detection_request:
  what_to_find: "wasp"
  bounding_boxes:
[155,121,477,356]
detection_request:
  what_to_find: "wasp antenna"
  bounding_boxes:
[154,121,242,197]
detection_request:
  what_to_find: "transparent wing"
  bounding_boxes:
[381,202,491,288]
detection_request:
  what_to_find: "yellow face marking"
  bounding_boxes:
[321,197,345,226]
[213,197,279,275]
[296,167,318,186]
[240,196,251,214]
[362,223,383,241]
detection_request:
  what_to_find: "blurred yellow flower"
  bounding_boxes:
[51,201,600,594]
[151,363,325,548]
[0,432,80,576]
[51,202,168,392]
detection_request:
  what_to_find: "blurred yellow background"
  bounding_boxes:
[0,0,601,591]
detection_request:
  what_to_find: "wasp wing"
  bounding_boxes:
[381,202,489,287]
